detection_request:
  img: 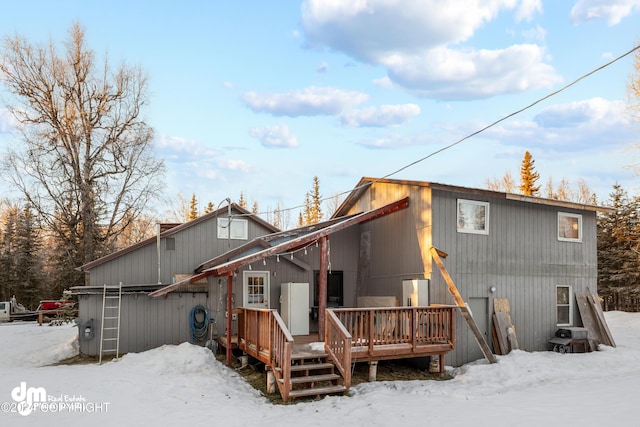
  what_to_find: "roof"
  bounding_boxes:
[333,177,614,218]
[148,197,409,298]
[77,203,280,272]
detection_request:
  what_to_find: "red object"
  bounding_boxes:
[39,300,74,310]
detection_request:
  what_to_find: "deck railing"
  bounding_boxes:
[237,308,293,400]
[329,306,456,359]
[324,309,353,388]
[238,305,456,401]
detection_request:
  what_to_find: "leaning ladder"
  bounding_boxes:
[99,283,122,364]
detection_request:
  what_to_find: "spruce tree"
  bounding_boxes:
[597,184,640,310]
[188,194,198,220]
[519,151,541,196]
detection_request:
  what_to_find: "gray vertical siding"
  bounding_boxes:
[78,292,208,356]
[344,181,599,366]
[88,211,277,287]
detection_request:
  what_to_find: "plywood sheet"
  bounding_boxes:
[493,312,511,354]
[575,292,603,344]
[493,298,511,314]
[587,291,616,347]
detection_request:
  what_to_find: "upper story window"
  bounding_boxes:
[457,199,489,235]
[217,217,248,240]
[165,237,176,251]
[558,213,582,242]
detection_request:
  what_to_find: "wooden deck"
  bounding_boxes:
[228,305,457,402]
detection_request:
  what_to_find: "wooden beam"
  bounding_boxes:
[209,197,409,277]
[226,273,233,366]
[430,246,497,364]
[318,236,328,339]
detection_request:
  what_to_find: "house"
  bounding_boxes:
[73,176,610,400]
[72,202,279,357]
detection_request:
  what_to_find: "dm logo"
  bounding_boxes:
[11,382,46,416]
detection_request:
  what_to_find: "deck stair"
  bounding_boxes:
[279,351,347,400]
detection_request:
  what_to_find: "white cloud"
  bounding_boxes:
[570,0,640,25]
[521,24,546,43]
[385,45,561,100]
[340,104,420,128]
[154,134,221,162]
[317,61,329,74]
[515,0,543,22]
[372,76,394,88]
[356,132,443,149]
[301,0,560,101]
[242,86,368,116]
[249,124,299,148]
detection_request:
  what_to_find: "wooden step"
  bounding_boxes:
[291,353,328,362]
[290,362,334,372]
[287,385,347,399]
[289,373,341,384]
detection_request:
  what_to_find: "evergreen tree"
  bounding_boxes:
[238,192,247,209]
[310,176,323,224]
[204,201,215,214]
[188,194,198,220]
[252,201,259,215]
[14,205,43,309]
[519,151,541,196]
[597,184,640,311]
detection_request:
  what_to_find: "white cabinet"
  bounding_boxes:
[402,279,429,307]
[280,282,309,336]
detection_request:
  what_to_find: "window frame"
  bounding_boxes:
[217,217,248,240]
[456,199,490,235]
[557,212,582,242]
[556,285,573,326]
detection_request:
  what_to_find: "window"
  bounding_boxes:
[243,271,269,308]
[558,213,582,242]
[217,217,248,240]
[556,285,572,326]
[457,199,489,235]
[165,237,175,251]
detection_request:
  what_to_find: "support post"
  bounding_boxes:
[226,273,233,366]
[430,246,497,364]
[368,361,378,382]
[318,236,329,339]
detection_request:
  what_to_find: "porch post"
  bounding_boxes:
[318,236,329,339]
[226,273,233,366]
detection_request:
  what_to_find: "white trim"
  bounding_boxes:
[556,285,573,326]
[457,199,489,235]
[242,270,270,308]
[217,217,248,240]
[558,212,582,242]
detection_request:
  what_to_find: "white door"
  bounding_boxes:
[243,271,270,308]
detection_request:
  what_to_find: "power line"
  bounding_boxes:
[248,43,640,220]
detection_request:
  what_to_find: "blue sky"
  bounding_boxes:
[1,1,639,224]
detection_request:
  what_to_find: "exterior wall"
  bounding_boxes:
[77,291,208,356]
[430,189,597,366]
[344,181,599,366]
[206,227,360,337]
[344,181,433,299]
[87,211,276,286]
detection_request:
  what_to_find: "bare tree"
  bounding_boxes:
[0,23,164,284]
[485,172,515,193]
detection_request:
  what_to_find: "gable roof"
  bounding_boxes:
[334,177,614,218]
[148,197,409,298]
[77,203,279,272]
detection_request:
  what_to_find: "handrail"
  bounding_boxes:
[237,307,294,401]
[330,306,456,354]
[324,309,353,388]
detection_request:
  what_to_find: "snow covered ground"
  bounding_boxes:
[1,312,638,426]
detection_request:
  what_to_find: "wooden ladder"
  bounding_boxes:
[99,283,122,364]
[282,352,347,401]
